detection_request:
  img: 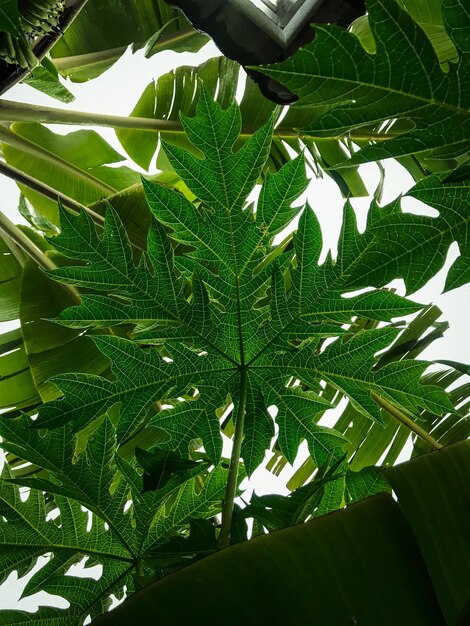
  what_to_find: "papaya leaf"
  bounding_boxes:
[135,447,203,492]
[257,0,470,167]
[149,517,218,562]
[346,169,469,292]
[34,92,453,478]
[20,259,110,403]
[116,55,368,195]
[345,466,391,504]
[0,414,224,621]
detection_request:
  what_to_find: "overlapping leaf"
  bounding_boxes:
[49,0,207,82]
[258,0,470,166]
[116,55,368,195]
[0,235,40,412]
[347,168,469,292]
[351,0,459,64]
[34,92,453,477]
[0,227,109,413]
[1,124,140,225]
[0,479,133,625]
[0,414,224,622]
[283,305,464,488]
[0,416,135,623]
[20,259,110,403]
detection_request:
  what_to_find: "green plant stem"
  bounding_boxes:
[0,159,103,224]
[0,160,147,254]
[371,391,443,451]
[0,210,54,271]
[0,209,80,303]
[0,100,399,142]
[0,125,116,196]
[135,559,144,578]
[218,367,248,549]
[0,100,181,132]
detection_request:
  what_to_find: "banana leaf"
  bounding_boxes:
[0,234,40,412]
[91,441,470,626]
[50,0,207,82]
[116,56,368,196]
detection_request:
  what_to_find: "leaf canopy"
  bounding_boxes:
[0,413,225,623]
[89,441,470,626]
[116,55,368,196]
[347,168,469,292]
[258,0,470,167]
[2,123,140,224]
[0,1,468,622]
[33,92,452,476]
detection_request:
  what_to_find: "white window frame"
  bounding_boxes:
[230,0,325,46]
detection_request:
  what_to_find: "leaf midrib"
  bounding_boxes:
[62,220,239,365]
[0,539,134,563]
[0,126,117,196]
[54,365,235,420]
[1,488,130,562]
[251,360,437,416]
[6,470,136,556]
[253,372,341,457]
[267,62,467,121]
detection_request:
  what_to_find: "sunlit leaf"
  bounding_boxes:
[0,414,220,620]
[36,93,451,475]
[347,170,469,292]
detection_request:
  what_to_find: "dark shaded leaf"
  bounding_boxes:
[135,447,202,492]
[258,0,470,167]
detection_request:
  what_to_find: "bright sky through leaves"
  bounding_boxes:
[34,92,453,475]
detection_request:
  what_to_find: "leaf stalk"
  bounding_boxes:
[371,391,443,451]
[0,158,103,222]
[0,100,181,132]
[0,100,399,142]
[0,125,115,196]
[218,367,248,549]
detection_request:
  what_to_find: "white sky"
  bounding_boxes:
[0,39,468,614]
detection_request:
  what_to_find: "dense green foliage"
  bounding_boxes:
[0,90,464,624]
[0,415,228,624]
[260,0,470,172]
[92,441,470,626]
[35,93,453,470]
[0,0,468,623]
